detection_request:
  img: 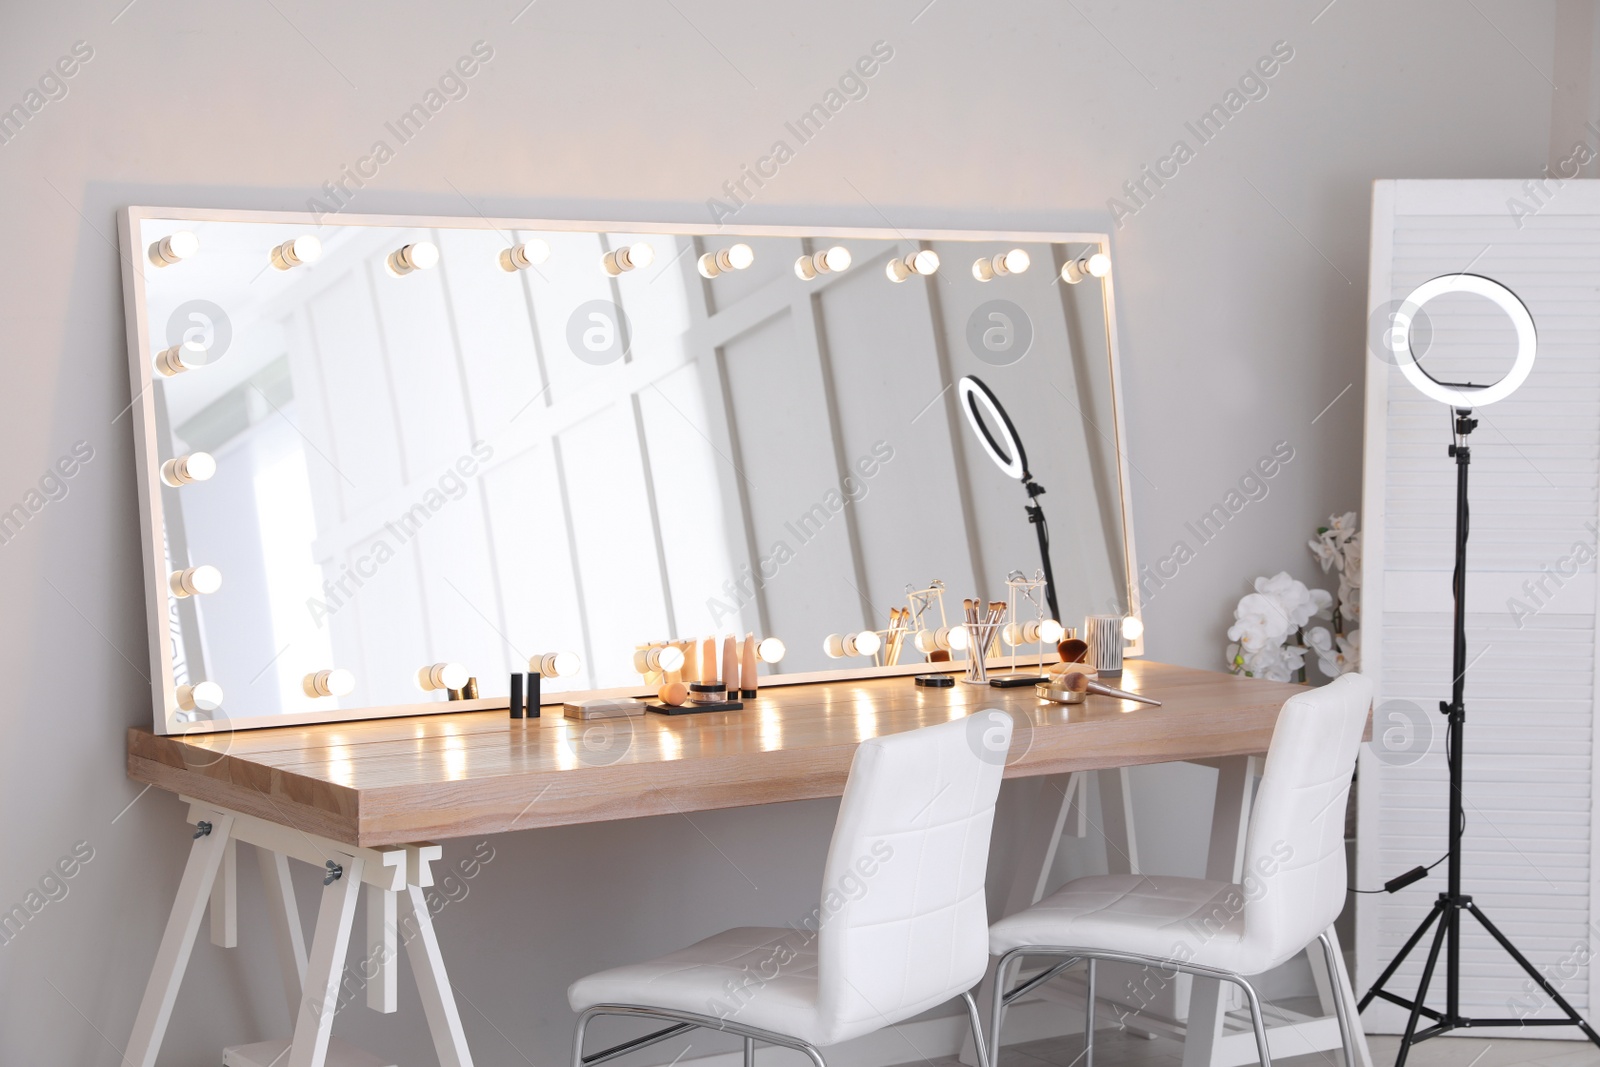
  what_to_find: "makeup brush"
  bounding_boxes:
[1058,637,1089,664]
[1060,671,1162,706]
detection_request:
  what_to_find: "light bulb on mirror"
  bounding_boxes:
[847,630,882,657]
[797,246,851,280]
[1039,618,1066,644]
[700,242,756,278]
[603,242,655,275]
[887,249,939,283]
[149,230,199,268]
[386,241,439,277]
[161,452,216,487]
[633,644,686,674]
[169,565,221,598]
[1122,615,1144,641]
[531,651,581,678]
[153,344,197,377]
[915,625,968,654]
[418,662,468,692]
[500,239,551,272]
[303,668,355,698]
[176,680,224,712]
[270,235,322,271]
[1007,618,1065,645]
[1062,251,1111,284]
[756,637,786,664]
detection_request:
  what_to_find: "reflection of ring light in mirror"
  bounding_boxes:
[756,637,786,663]
[303,669,355,698]
[1388,274,1537,408]
[170,565,222,598]
[176,681,224,713]
[957,375,1061,623]
[531,651,581,677]
[386,241,439,277]
[149,230,199,267]
[418,662,468,692]
[271,235,322,271]
[957,376,1027,481]
[500,239,551,272]
[161,452,216,487]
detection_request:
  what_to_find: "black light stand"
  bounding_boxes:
[1022,475,1061,624]
[1359,410,1600,1064]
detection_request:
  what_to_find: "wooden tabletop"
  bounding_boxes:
[127,661,1313,847]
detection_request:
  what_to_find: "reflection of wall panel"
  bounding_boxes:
[816,255,976,615]
[411,486,506,682]
[335,527,429,711]
[482,445,584,690]
[638,362,742,635]
[302,268,404,519]
[720,309,861,647]
[366,233,474,477]
[529,231,613,405]
[436,228,546,437]
[560,402,672,688]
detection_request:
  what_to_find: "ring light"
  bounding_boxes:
[1388,273,1536,407]
[957,375,1027,480]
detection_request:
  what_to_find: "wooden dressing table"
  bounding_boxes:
[122,661,1371,1067]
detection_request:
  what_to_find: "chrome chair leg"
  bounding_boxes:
[744,1036,755,1067]
[960,990,991,1067]
[1083,958,1096,1067]
[1317,931,1355,1067]
[1228,974,1272,1067]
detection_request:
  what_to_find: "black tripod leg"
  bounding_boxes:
[1466,902,1600,1049]
[1395,909,1450,1067]
[1359,901,1442,1013]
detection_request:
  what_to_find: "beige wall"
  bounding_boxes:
[0,2,1557,1064]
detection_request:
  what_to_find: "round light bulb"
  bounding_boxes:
[533,650,581,677]
[303,668,355,698]
[886,258,911,283]
[161,451,217,487]
[821,246,851,272]
[1086,252,1111,278]
[910,249,940,276]
[167,231,200,260]
[1039,619,1066,645]
[418,662,468,692]
[853,630,882,657]
[726,243,754,270]
[177,680,224,712]
[756,637,786,663]
[409,241,439,270]
[947,625,970,652]
[823,633,847,659]
[629,242,655,269]
[1002,248,1031,274]
[795,256,819,281]
[292,235,322,264]
[170,565,222,598]
[657,645,686,673]
[1122,615,1144,641]
[915,630,938,655]
[1002,622,1023,647]
[973,258,996,282]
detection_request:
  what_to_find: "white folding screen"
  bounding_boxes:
[1359,180,1600,1035]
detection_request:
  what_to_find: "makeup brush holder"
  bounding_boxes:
[1084,615,1123,676]
[963,620,1003,685]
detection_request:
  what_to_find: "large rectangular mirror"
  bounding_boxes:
[120,208,1140,734]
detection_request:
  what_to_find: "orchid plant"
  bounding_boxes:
[1224,512,1361,683]
[1305,511,1361,678]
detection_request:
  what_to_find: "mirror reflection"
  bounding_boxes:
[136,215,1130,726]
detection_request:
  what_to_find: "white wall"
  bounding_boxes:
[0,2,1559,1064]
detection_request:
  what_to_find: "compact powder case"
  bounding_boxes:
[1036,680,1087,704]
[689,682,726,704]
[915,674,955,688]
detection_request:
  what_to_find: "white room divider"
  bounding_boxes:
[1359,179,1600,1036]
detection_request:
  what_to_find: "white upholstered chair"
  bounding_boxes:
[987,672,1373,1067]
[569,712,1012,1067]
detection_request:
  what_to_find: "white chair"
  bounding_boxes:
[569,712,1012,1067]
[987,672,1373,1067]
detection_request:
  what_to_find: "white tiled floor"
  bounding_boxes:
[915,1030,1600,1067]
